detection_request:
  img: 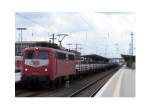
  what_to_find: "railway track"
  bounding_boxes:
[16,90,49,97]
[68,67,119,97]
[15,81,64,97]
[15,82,58,97]
[15,67,120,97]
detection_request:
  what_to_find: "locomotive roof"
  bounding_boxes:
[16,41,81,55]
[24,47,76,55]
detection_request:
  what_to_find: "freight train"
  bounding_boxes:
[21,47,118,87]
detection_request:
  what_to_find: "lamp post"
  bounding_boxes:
[130,32,134,55]
[16,27,27,71]
[16,28,27,56]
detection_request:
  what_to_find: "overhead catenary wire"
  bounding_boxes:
[16,13,50,32]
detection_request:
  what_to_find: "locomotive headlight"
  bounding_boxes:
[35,47,39,50]
[44,68,48,72]
[25,68,28,71]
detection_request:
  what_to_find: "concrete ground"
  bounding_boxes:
[95,65,135,97]
[15,72,21,82]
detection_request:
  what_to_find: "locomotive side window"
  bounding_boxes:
[57,52,66,60]
[25,51,34,59]
[68,54,75,60]
[39,51,48,59]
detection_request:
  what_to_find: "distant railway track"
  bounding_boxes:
[68,67,119,97]
[16,84,54,97]
[15,81,63,97]
[16,89,48,97]
[16,82,53,97]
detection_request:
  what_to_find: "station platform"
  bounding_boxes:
[95,65,135,97]
[15,72,21,82]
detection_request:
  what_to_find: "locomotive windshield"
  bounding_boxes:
[25,50,48,59]
[39,51,48,59]
[25,50,34,59]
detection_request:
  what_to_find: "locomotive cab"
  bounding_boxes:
[21,47,78,88]
[21,47,51,86]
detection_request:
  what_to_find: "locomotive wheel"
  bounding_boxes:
[58,77,62,86]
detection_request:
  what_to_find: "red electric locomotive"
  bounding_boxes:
[21,46,118,88]
[21,47,78,86]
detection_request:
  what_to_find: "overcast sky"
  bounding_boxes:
[15,12,135,58]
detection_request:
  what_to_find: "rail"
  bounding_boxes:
[68,67,120,97]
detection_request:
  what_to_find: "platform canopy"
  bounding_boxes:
[82,54,109,63]
[121,54,135,68]
[121,54,135,62]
